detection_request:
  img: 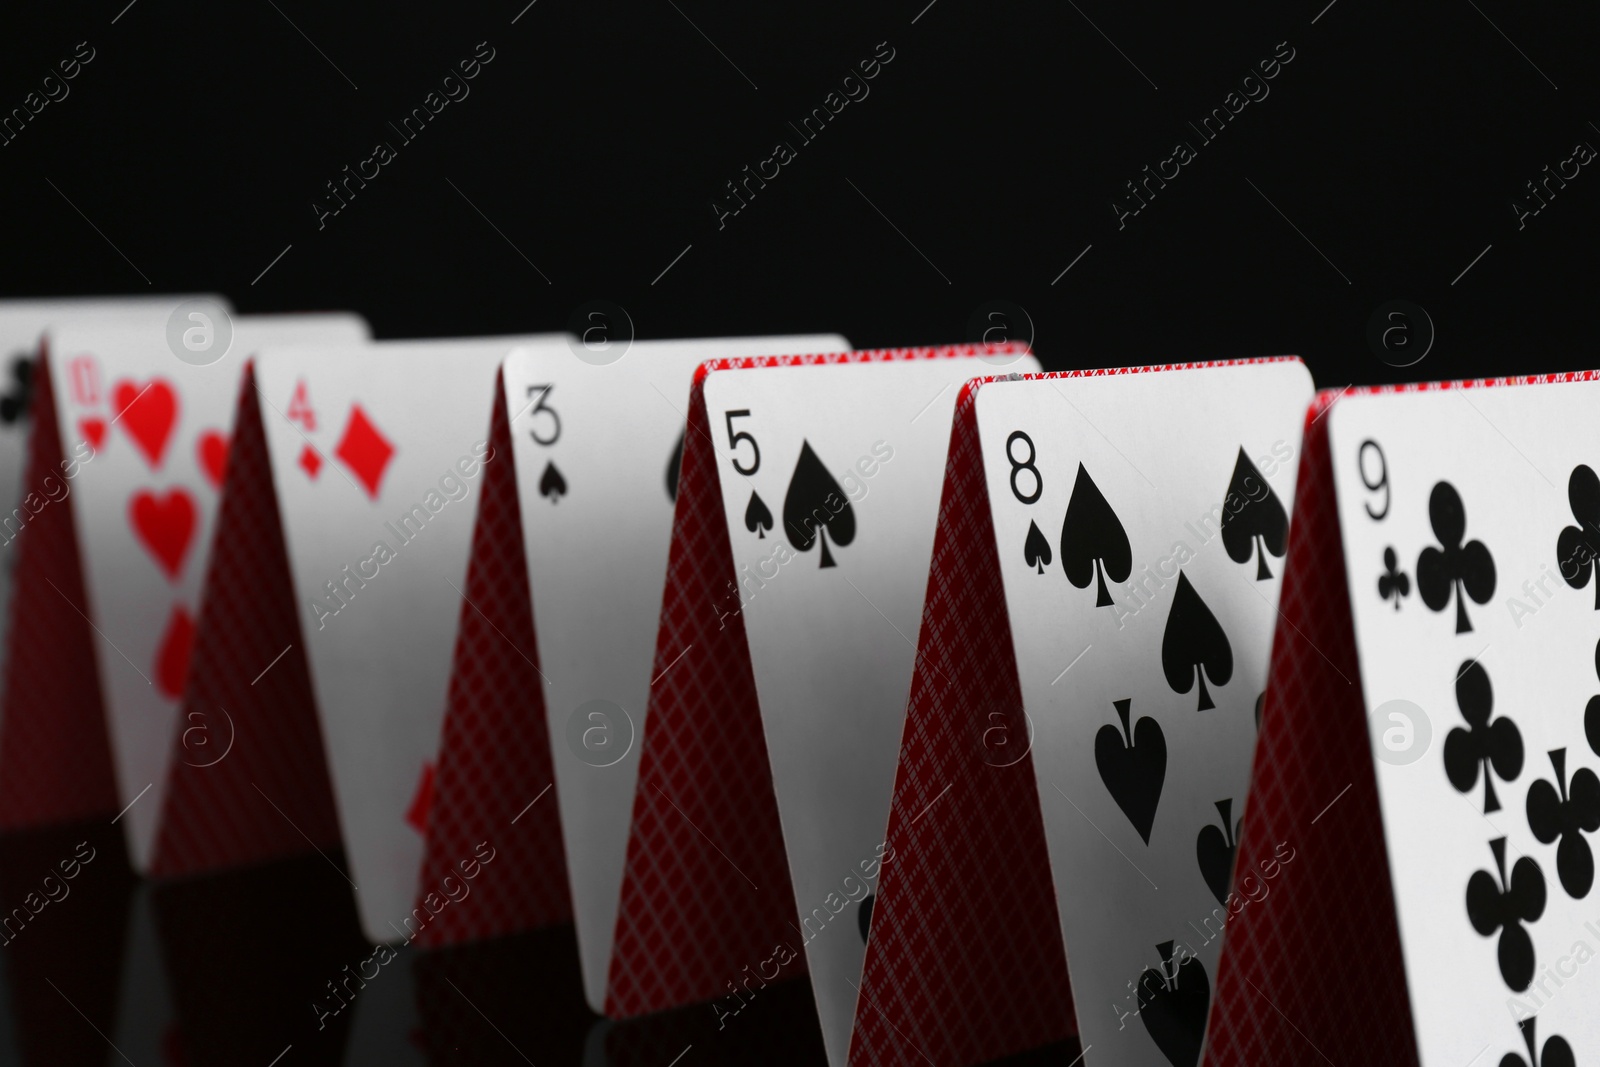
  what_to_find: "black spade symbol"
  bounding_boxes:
[1059,463,1132,607]
[1161,573,1233,712]
[1094,698,1166,844]
[1526,748,1600,899]
[1137,941,1209,1067]
[1443,659,1523,814]
[1417,481,1496,634]
[744,490,774,538]
[1500,1017,1576,1067]
[665,428,685,501]
[1196,798,1242,906]
[1023,519,1052,574]
[1220,448,1288,580]
[539,460,567,502]
[857,893,874,944]
[1466,837,1545,992]
[783,441,856,568]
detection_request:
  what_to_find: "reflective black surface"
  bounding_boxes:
[0,820,1081,1066]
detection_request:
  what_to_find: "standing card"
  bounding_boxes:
[0,310,367,858]
[149,335,568,946]
[703,354,1038,1066]
[1205,375,1600,1067]
[416,335,847,969]
[982,362,1309,1067]
[0,297,231,676]
[852,359,1313,1067]
[606,343,1033,1045]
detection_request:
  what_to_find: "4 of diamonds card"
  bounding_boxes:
[853,359,1313,1067]
[1205,375,1600,1067]
[415,335,847,963]
[149,334,564,946]
[0,309,368,863]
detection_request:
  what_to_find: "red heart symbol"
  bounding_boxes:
[155,604,196,699]
[78,417,107,452]
[130,488,197,581]
[112,379,179,468]
[197,430,228,489]
[404,762,436,835]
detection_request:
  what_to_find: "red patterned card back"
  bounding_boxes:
[1201,392,1418,1066]
[607,344,1025,1019]
[414,371,571,947]
[849,377,1073,1067]
[0,347,120,830]
[150,363,343,878]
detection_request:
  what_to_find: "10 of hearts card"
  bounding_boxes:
[0,311,368,867]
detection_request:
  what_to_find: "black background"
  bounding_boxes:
[3,0,1596,383]
[1,1,1597,1064]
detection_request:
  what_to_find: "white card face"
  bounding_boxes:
[256,335,564,944]
[703,354,1038,1067]
[975,361,1312,1067]
[0,297,230,675]
[1331,383,1600,1066]
[504,333,848,1012]
[50,312,369,871]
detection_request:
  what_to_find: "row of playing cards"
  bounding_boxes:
[0,296,1594,1067]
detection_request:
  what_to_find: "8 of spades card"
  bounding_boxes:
[701,352,1038,1067]
[975,360,1312,1067]
[1331,380,1600,1067]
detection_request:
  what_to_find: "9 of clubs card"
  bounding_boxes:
[1331,380,1600,1066]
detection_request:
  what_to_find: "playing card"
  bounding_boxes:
[0,297,230,677]
[972,362,1310,1067]
[0,311,366,863]
[1323,381,1600,1065]
[848,360,1313,1067]
[700,354,1038,1066]
[484,334,846,1003]
[250,334,566,943]
[606,343,1034,1039]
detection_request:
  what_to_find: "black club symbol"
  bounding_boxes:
[1466,837,1546,992]
[1526,748,1600,899]
[0,354,32,426]
[1556,463,1600,609]
[1444,659,1524,814]
[1586,637,1600,760]
[1377,547,1410,610]
[1417,481,1496,633]
[1500,1016,1575,1067]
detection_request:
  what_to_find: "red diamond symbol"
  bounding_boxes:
[404,761,435,835]
[298,444,323,480]
[335,405,394,500]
